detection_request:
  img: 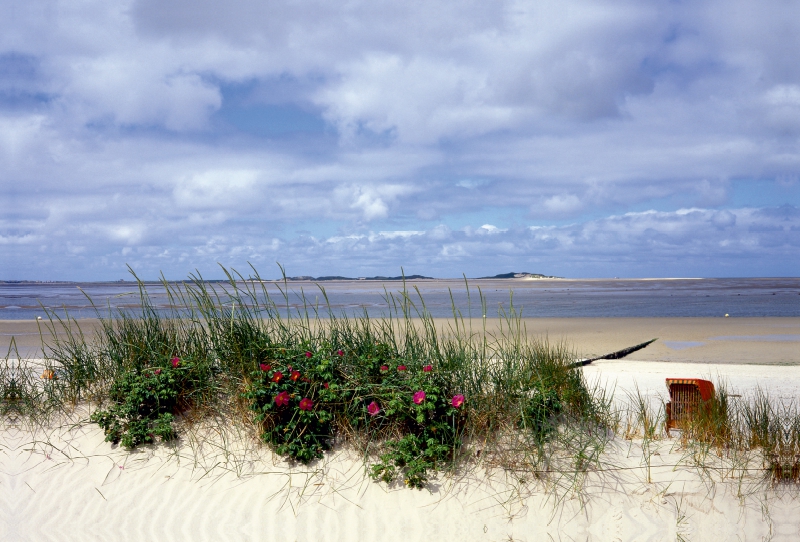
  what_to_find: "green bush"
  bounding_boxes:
[90,356,190,448]
[245,346,340,464]
[243,343,465,487]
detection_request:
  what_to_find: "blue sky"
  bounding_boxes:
[1,0,799,280]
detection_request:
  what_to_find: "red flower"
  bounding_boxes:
[336,350,344,356]
[299,398,313,411]
[423,365,432,372]
[451,394,465,408]
[290,370,301,382]
[171,357,180,368]
[367,401,380,416]
[274,391,290,407]
[260,363,271,372]
[305,351,312,358]
[380,365,389,372]
[323,382,329,389]
[397,365,407,372]
[413,390,426,404]
[271,371,283,383]
[154,369,162,375]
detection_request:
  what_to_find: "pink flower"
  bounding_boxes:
[451,394,465,409]
[367,401,380,416]
[274,391,290,407]
[271,371,283,383]
[260,363,271,372]
[413,390,426,404]
[305,351,312,358]
[397,365,407,372]
[154,369,162,375]
[290,370,301,382]
[423,365,432,372]
[337,350,344,356]
[299,398,313,411]
[171,357,180,368]
[380,365,389,372]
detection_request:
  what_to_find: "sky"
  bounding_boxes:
[1,0,800,281]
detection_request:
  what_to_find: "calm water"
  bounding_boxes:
[1,278,799,320]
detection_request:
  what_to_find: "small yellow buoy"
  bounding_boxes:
[725,314,729,317]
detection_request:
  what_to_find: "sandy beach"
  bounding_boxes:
[3,429,795,542]
[4,394,797,541]
[3,317,799,541]
[5,317,799,364]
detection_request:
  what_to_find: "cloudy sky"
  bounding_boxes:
[2,0,799,280]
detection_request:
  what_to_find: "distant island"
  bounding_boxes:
[276,272,560,281]
[280,274,435,281]
[1,272,560,284]
[479,272,561,279]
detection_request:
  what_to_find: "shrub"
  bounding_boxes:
[243,342,465,487]
[359,360,465,489]
[245,347,339,464]
[90,357,190,448]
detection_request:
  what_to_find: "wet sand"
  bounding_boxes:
[3,317,799,364]
[509,317,800,365]
[0,319,103,358]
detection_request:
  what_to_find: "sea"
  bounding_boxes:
[1,277,799,320]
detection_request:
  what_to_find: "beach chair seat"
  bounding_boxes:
[665,378,714,433]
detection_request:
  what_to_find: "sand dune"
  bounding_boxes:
[4,414,794,542]
[5,355,800,542]
[3,317,799,540]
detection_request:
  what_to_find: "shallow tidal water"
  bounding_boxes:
[0,277,798,320]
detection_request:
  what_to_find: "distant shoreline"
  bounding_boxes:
[8,276,800,284]
[0,277,738,285]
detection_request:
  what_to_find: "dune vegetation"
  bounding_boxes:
[2,266,798,496]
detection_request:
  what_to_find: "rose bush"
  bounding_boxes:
[244,342,465,487]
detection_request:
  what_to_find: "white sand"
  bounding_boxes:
[4,318,799,540]
[5,359,800,541]
[4,417,795,542]
[583,359,800,405]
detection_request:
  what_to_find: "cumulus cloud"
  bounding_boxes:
[1,0,800,279]
[4,203,797,279]
[540,194,583,217]
[173,169,260,210]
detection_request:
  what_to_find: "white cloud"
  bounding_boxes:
[333,183,414,222]
[541,194,583,216]
[66,60,222,130]
[173,169,260,210]
[477,224,506,235]
[376,231,425,240]
[2,0,800,279]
